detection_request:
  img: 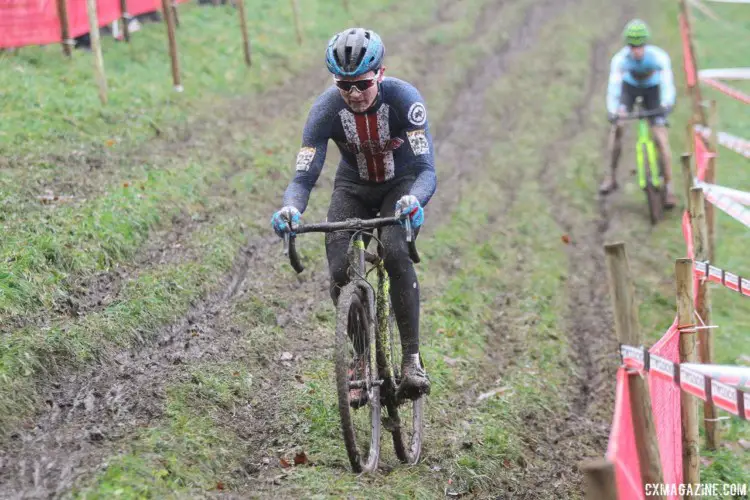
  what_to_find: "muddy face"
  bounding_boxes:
[336,69,384,113]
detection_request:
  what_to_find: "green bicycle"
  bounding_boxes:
[620,98,668,225]
[284,217,424,472]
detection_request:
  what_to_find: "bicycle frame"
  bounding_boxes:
[635,117,661,190]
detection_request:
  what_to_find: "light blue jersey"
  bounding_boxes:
[606,45,676,114]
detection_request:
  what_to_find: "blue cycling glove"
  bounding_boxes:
[271,206,301,238]
[395,195,424,229]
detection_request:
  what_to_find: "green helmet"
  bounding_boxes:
[623,19,650,46]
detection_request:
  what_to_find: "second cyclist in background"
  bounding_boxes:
[601,19,677,208]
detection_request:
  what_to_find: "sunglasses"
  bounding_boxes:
[334,75,378,93]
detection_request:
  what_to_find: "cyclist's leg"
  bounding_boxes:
[325,183,374,303]
[379,180,420,356]
[601,83,634,194]
[379,178,429,397]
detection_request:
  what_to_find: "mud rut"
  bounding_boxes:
[1,0,643,497]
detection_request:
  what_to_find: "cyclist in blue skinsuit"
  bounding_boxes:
[271,28,436,403]
[601,19,677,208]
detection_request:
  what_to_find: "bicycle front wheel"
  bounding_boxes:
[334,283,381,473]
[642,143,663,225]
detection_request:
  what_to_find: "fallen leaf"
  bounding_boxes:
[123,182,130,188]
[279,352,294,362]
[216,481,225,491]
[279,458,291,469]
[140,184,146,191]
[294,374,304,384]
[503,458,512,468]
[477,386,510,401]
[294,451,309,466]
[561,234,571,245]
[232,371,240,377]
[436,328,446,335]
[739,439,750,450]
[105,139,116,147]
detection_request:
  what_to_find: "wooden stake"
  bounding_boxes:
[236,0,252,67]
[56,0,72,57]
[679,0,707,125]
[119,0,130,42]
[171,1,180,29]
[580,459,619,500]
[604,243,665,498]
[706,100,718,262]
[161,0,182,91]
[681,153,694,206]
[689,188,718,450]
[85,0,108,104]
[629,375,665,500]
[604,243,641,345]
[675,258,700,496]
[291,0,303,45]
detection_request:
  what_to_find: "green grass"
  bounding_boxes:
[0,0,423,155]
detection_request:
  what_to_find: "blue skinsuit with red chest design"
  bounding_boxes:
[281,76,437,356]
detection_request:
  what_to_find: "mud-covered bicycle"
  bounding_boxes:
[282,216,424,473]
[617,99,669,225]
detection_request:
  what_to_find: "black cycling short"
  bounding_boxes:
[325,172,421,356]
[620,82,668,126]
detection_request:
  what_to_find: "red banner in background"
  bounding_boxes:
[128,0,161,16]
[0,0,63,48]
[0,0,175,49]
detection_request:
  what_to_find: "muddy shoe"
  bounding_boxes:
[348,356,368,409]
[598,176,618,195]
[397,354,431,401]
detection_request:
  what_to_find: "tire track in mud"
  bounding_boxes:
[529,0,635,493]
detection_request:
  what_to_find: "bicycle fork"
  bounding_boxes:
[636,119,661,189]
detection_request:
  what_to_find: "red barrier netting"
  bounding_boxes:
[607,368,644,500]
[607,322,682,500]
[648,322,682,500]
[679,12,698,88]
[0,0,180,49]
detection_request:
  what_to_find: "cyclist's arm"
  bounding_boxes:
[394,83,437,207]
[655,48,676,109]
[282,91,335,212]
[606,49,627,115]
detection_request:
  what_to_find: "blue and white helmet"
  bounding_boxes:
[325,28,385,77]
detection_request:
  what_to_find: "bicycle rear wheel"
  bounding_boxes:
[335,283,381,473]
[385,307,424,464]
